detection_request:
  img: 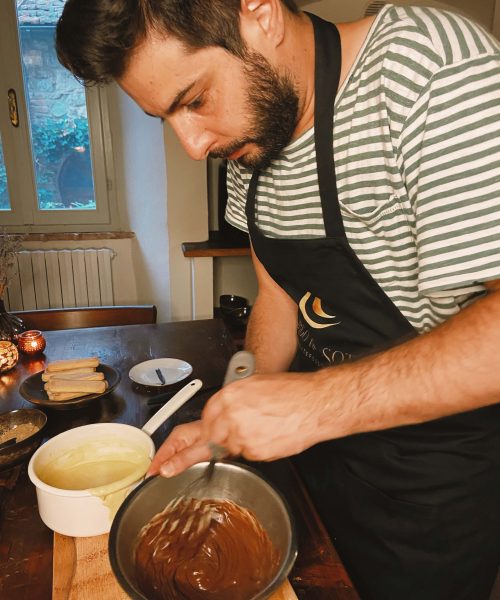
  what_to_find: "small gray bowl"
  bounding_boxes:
[109,461,297,600]
[0,408,47,472]
[219,294,248,319]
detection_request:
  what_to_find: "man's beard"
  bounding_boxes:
[209,52,299,170]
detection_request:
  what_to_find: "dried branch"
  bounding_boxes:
[0,230,25,298]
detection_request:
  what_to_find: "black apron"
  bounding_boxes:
[245,13,500,600]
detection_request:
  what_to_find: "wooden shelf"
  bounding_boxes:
[182,230,250,258]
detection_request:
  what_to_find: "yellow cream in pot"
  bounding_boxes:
[37,437,151,517]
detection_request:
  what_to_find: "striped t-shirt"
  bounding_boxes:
[225,4,500,334]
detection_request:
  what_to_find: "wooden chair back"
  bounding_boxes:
[13,305,157,331]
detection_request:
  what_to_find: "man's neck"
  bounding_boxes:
[279,11,315,138]
[337,15,377,89]
[285,11,377,139]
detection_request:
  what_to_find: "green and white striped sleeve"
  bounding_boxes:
[400,54,500,296]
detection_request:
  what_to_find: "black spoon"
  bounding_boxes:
[0,438,17,451]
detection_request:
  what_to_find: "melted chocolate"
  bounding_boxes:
[135,498,280,600]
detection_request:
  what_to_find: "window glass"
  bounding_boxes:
[0,134,10,211]
[16,0,96,211]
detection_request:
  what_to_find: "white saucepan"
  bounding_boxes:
[28,378,202,537]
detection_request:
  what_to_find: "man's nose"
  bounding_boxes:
[169,116,215,161]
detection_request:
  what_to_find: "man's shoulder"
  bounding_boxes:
[374,4,500,65]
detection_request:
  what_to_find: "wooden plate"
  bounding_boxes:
[19,364,121,410]
[53,533,298,600]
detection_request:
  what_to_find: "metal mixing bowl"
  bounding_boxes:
[109,461,297,600]
[0,408,47,472]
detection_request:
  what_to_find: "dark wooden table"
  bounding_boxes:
[0,319,358,600]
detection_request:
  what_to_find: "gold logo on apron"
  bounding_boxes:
[298,292,340,329]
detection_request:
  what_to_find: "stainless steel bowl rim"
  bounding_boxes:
[0,408,47,472]
[0,408,47,455]
[109,460,298,600]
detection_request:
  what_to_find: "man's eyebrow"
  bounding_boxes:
[164,82,196,116]
[142,82,196,120]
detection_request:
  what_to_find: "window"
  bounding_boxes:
[0,134,9,210]
[0,0,116,231]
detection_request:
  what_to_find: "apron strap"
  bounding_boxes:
[308,13,345,239]
[245,169,260,232]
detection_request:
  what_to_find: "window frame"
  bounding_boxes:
[0,0,118,233]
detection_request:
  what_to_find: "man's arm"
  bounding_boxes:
[200,280,500,461]
[147,246,297,477]
[245,245,298,373]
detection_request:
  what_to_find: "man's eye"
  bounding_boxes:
[187,95,204,111]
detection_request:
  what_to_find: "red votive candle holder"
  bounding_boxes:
[18,330,46,355]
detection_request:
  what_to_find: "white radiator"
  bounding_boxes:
[5,248,116,311]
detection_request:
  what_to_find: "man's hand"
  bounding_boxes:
[201,372,322,460]
[147,372,326,478]
[146,420,212,477]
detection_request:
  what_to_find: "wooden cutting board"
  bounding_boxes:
[53,533,298,600]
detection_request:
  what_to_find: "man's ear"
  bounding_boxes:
[240,0,285,51]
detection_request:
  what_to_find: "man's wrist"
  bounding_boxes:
[307,361,371,444]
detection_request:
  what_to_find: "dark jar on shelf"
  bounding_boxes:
[0,298,26,343]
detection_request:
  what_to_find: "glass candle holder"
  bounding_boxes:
[18,330,46,355]
[0,340,19,372]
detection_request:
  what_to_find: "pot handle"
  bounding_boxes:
[141,378,203,437]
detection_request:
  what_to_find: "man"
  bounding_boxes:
[56,1,500,598]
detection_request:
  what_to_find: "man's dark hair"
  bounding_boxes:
[56,0,299,86]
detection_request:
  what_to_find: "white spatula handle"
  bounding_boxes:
[209,351,255,459]
[141,378,203,437]
[222,351,255,386]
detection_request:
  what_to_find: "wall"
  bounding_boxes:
[300,0,497,28]
[163,126,213,321]
[107,84,172,322]
[107,86,211,323]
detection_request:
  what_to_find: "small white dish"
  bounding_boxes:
[128,358,193,387]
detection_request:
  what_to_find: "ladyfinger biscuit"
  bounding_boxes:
[42,368,97,382]
[55,372,104,381]
[45,379,106,394]
[46,357,100,372]
[47,391,91,401]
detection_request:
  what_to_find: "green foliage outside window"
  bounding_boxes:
[0,164,7,211]
[0,118,94,211]
[31,116,95,210]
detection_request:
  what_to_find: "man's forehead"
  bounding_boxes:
[118,37,222,117]
[120,36,192,89]
[127,32,191,71]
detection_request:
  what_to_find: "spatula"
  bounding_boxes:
[159,350,255,538]
[203,350,255,483]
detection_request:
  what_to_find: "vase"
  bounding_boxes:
[0,298,26,343]
[0,340,19,372]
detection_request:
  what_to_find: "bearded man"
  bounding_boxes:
[57,2,500,598]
